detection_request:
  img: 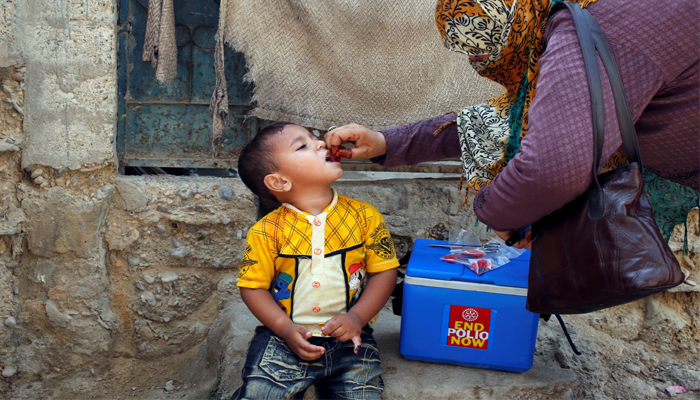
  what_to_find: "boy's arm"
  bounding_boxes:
[345,268,397,326]
[321,268,397,344]
[240,288,325,361]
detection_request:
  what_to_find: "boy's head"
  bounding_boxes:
[238,122,344,202]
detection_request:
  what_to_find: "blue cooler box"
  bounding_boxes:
[399,239,539,372]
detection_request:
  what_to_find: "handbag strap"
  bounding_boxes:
[581,9,642,166]
[553,2,643,218]
[555,314,582,356]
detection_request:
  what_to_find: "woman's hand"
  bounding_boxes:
[324,123,387,159]
[493,228,532,249]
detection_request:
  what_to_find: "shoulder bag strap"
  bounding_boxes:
[557,2,606,218]
[580,8,642,166]
[556,1,643,219]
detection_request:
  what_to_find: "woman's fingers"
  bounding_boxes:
[324,124,387,159]
[493,228,532,249]
[493,229,513,243]
[516,229,533,249]
[325,125,360,146]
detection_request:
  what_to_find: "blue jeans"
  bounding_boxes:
[231,326,384,400]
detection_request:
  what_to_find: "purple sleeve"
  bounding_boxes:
[374,113,461,167]
[473,18,664,231]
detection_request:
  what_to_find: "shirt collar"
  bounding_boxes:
[282,189,338,218]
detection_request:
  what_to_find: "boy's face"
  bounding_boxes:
[272,125,344,189]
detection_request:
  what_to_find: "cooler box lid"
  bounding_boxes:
[406,239,531,289]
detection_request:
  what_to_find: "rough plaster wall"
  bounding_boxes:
[0,65,25,391]
[0,0,21,67]
[105,176,257,362]
[18,0,117,170]
[335,180,483,241]
[0,0,122,390]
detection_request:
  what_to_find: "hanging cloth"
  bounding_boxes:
[142,0,177,85]
[210,0,505,155]
[210,24,229,158]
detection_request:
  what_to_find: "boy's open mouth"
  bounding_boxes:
[326,150,337,163]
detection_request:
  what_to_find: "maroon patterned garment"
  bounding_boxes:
[377,0,699,231]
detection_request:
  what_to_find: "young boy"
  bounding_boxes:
[232,122,399,399]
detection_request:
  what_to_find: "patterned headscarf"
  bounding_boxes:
[435,0,596,202]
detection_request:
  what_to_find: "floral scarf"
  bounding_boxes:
[435,0,596,199]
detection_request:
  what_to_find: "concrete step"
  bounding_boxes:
[370,307,578,400]
[184,291,578,400]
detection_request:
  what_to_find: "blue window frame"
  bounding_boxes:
[117,0,262,170]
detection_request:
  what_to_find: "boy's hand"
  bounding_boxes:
[279,322,326,361]
[322,311,364,354]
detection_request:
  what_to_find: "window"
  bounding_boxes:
[116,0,262,171]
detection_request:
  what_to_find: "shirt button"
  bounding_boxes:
[312,281,320,288]
[314,219,321,226]
[314,248,322,255]
[313,306,321,313]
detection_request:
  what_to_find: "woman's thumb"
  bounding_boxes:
[351,335,363,355]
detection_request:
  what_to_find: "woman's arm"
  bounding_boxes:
[376,113,461,167]
[324,113,461,166]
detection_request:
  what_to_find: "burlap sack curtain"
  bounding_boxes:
[146,0,504,154]
[142,0,178,85]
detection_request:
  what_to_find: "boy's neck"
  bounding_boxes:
[284,186,335,216]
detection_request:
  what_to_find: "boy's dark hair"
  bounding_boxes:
[237,122,294,201]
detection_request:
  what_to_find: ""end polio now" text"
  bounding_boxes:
[447,321,489,347]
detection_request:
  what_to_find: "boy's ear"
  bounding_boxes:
[264,173,292,194]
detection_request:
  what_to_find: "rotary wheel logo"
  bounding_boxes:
[462,308,479,322]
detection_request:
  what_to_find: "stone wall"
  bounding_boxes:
[0,0,698,398]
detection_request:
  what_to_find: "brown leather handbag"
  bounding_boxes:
[525,2,684,315]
